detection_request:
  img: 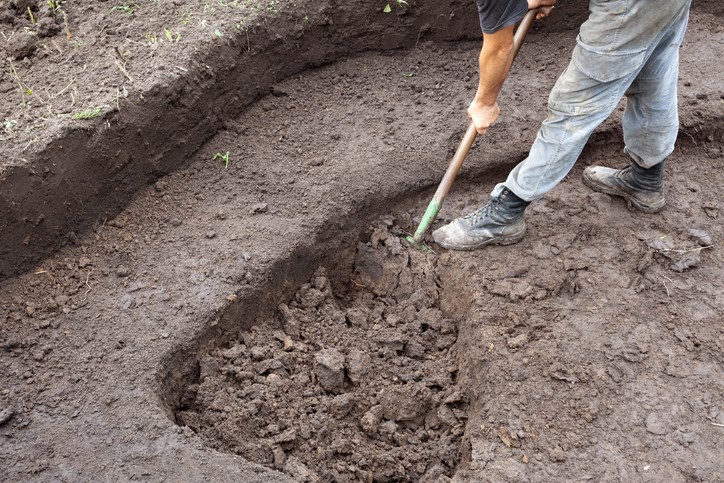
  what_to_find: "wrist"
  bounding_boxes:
[472,96,497,108]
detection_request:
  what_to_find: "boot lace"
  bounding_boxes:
[463,200,496,226]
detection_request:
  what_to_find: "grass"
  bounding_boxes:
[110,5,134,14]
[72,106,103,120]
[213,151,230,168]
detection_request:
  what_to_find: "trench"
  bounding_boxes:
[156,5,724,482]
[161,129,724,482]
[162,134,724,482]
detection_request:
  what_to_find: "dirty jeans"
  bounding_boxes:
[493,0,692,202]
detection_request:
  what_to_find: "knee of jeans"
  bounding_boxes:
[548,72,620,116]
[626,106,678,134]
[548,96,611,117]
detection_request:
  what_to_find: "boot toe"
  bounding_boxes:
[582,164,665,213]
[582,165,616,189]
[433,219,484,250]
[432,220,465,248]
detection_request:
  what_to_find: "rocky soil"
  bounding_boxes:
[0,1,722,482]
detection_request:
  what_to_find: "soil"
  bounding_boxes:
[177,238,466,482]
[0,0,491,279]
[1,1,723,482]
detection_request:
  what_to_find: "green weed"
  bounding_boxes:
[110,5,134,14]
[383,0,408,13]
[213,151,230,168]
[47,0,65,15]
[72,106,103,120]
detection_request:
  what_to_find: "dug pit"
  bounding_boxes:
[177,227,467,481]
[160,11,723,480]
[171,134,723,482]
[1,2,720,481]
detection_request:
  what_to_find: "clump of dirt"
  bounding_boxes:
[177,223,467,482]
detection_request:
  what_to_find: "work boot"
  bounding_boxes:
[582,161,665,213]
[432,187,529,250]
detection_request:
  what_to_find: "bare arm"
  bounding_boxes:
[469,0,556,134]
[468,25,515,135]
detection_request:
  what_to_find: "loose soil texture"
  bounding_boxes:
[0,2,722,482]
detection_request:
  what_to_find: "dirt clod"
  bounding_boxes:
[178,238,465,481]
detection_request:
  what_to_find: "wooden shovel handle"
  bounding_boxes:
[430,7,549,205]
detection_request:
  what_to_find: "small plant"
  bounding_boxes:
[27,6,36,24]
[47,0,65,15]
[164,28,181,42]
[213,151,230,168]
[61,9,71,39]
[110,5,134,14]
[145,31,158,46]
[3,119,17,137]
[383,0,408,13]
[72,106,103,120]
[179,13,193,25]
[8,61,33,103]
[213,29,223,38]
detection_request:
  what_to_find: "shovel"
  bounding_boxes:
[406,7,552,251]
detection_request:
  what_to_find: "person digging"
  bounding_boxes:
[433,0,692,250]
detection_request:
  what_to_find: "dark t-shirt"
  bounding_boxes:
[476,0,528,34]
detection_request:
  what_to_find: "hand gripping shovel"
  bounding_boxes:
[406,7,551,251]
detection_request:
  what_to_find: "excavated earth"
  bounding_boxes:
[1,0,723,481]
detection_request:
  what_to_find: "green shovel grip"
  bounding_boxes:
[411,199,440,243]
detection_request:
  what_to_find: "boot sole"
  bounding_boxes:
[434,230,526,251]
[582,175,665,214]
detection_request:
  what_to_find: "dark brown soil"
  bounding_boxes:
[0,1,722,482]
[0,0,489,280]
[178,238,465,482]
[176,145,723,482]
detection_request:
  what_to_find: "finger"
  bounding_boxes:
[537,5,554,16]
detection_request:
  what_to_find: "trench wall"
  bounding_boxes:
[0,0,592,280]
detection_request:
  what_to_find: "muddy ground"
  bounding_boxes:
[1,1,723,482]
[0,0,494,279]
